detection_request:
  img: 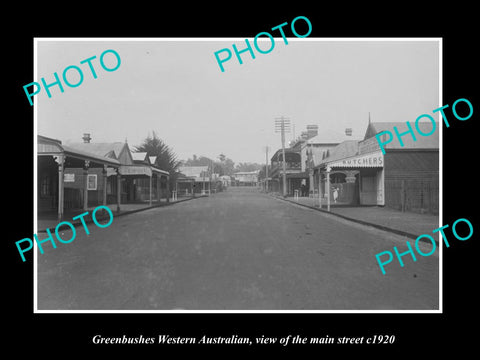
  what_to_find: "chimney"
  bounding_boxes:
[306,125,318,139]
[345,128,352,136]
[82,133,92,143]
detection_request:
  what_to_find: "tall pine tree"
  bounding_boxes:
[134,131,180,189]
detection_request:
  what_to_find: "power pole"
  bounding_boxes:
[275,116,291,197]
[209,159,213,194]
[264,146,270,192]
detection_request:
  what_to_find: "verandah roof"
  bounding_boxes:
[38,135,120,167]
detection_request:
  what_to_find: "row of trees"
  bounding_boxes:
[134,131,263,187]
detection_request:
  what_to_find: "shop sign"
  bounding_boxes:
[119,165,152,177]
[64,173,75,182]
[330,152,383,168]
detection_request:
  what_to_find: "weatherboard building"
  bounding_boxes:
[314,121,439,213]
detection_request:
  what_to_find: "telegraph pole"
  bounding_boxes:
[275,116,291,197]
[263,146,270,192]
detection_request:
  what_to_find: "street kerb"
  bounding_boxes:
[37,195,208,233]
[270,194,437,244]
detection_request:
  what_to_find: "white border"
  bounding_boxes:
[33,37,442,314]
[33,38,38,312]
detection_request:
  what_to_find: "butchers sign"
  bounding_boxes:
[329,152,383,168]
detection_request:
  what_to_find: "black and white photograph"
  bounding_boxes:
[34,38,440,311]
[6,6,478,356]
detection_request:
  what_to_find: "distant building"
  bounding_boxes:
[233,171,259,186]
[219,175,232,187]
[177,165,221,194]
[269,148,302,194]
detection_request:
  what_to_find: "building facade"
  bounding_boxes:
[66,136,170,206]
[38,133,171,220]
[37,135,120,220]
[176,166,222,194]
[269,125,357,196]
[233,171,259,186]
[314,121,439,213]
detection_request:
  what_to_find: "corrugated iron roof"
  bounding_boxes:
[66,142,127,159]
[319,140,359,165]
[365,122,439,149]
[37,136,120,166]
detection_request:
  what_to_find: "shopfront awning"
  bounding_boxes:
[151,167,169,176]
[176,175,195,181]
[107,166,169,177]
[327,151,384,169]
[119,165,152,177]
[285,171,309,179]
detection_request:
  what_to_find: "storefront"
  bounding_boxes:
[37,135,121,220]
[323,151,384,206]
[121,152,170,204]
[314,121,438,213]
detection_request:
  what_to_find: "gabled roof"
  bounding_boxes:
[364,122,439,149]
[66,142,134,165]
[131,152,149,163]
[130,152,170,174]
[66,142,126,159]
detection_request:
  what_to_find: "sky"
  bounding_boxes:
[36,39,440,164]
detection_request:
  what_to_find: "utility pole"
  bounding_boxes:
[264,146,270,192]
[209,159,213,194]
[275,116,291,197]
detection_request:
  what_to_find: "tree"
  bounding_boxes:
[235,162,262,173]
[135,131,180,189]
[183,155,213,167]
[222,157,235,176]
[182,154,237,177]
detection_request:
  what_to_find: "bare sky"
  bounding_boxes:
[36,39,440,164]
